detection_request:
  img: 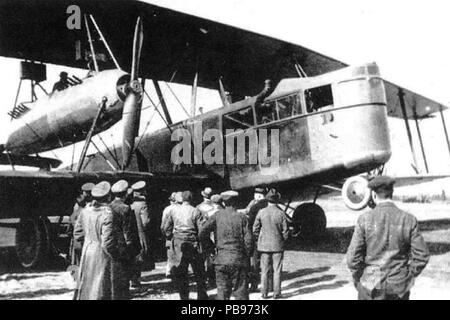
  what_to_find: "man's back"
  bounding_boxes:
[253,204,289,252]
[167,203,201,241]
[110,198,141,259]
[347,201,429,296]
[161,203,178,232]
[213,207,253,266]
[197,199,215,219]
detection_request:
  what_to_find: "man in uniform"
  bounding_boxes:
[163,190,208,300]
[200,190,253,300]
[110,180,141,294]
[74,181,128,300]
[161,192,179,277]
[347,176,430,300]
[130,180,152,287]
[253,188,289,299]
[245,187,268,292]
[69,182,94,268]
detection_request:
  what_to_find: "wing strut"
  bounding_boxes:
[190,72,198,118]
[76,97,107,173]
[439,105,450,164]
[89,15,121,70]
[152,80,173,125]
[398,88,420,173]
[413,107,429,173]
[84,15,99,74]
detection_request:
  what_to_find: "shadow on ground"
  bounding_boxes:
[0,288,73,300]
[286,218,450,255]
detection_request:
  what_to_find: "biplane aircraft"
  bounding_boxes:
[0,0,448,268]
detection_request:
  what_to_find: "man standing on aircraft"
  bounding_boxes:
[69,182,94,267]
[200,190,253,300]
[73,181,128,300]
[253,188,289,299]
[347,176,430,300]
[161,192,179,277]
[163,190,208,300]
[52,71,70,92]
[110,180,141,295]
[130,181,152,288]
[245,187,268,292]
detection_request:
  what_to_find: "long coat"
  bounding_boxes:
[131,197,153,268]
[73,203,128,300]
[200,207,253,267]
[110,198,141,260]
[346,201,430,297]
[253,204,289,252]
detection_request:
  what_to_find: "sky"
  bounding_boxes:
[0,0,450,177]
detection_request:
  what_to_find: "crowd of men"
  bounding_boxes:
[69,179,152,300]
[69,175,430,300]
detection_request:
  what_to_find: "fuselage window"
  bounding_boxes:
[257,101,276,124]
[277,94,302,119]
[256,93,301,124]
[223,106,255,131]
[305,84,333,113]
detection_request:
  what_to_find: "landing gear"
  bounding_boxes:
[15,217,51,269]
[341,176,372,210]
[291,202,327,237]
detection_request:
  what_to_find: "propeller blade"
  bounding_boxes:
[130,17,143,81]
[122,89,141,169]
[122,17,144,170]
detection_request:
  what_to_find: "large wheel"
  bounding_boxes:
[15,217,50,269]
[341,176,371,210]
[291,202,327,236]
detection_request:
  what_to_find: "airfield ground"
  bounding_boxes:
[0,199,449,300]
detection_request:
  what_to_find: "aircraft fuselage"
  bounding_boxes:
[5,69,129,155]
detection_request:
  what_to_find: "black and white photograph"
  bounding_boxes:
[0,0,449,302]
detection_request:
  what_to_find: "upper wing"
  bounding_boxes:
[0,0,445,116]
[0,169,214,219]
[384,82,446,119]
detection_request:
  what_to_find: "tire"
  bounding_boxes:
[341,176,371,211]
[15,217,49,269]
[291,202,327,236]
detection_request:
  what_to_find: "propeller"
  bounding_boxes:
[122,17,144,170]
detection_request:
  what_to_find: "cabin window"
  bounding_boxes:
[305,84,333,113]
[257,101,277,124]
[256,94,302,124]
[223,106,254,131]
[277,94,302,119]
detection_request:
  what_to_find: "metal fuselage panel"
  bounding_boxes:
[5,69,127,155]
[133,64,391,192]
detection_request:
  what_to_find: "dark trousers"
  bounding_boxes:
[215,264,249,300]
[249,250,260,290]
[172,243,208,300]
[260,252,283,296]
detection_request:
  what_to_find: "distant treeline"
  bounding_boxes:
[396,191,449,204]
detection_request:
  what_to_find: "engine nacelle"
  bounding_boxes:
[342,176,372,210]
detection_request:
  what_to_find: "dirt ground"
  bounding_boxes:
[1,199,449,300]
